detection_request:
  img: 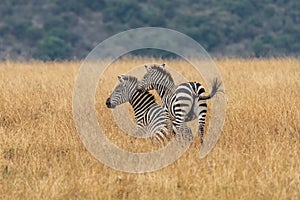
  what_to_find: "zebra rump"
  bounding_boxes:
[137,64,221,144]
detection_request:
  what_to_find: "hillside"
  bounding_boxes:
[0,0,300,60]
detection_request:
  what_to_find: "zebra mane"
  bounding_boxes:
[121,75,138,83]
[124,75,156,106]
[121,75,152,94]
[150,64,175,84]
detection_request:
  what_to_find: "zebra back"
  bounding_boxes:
[138,64,176,107]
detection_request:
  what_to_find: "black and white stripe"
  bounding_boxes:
[106,75,172,144]
[137,64,220,144]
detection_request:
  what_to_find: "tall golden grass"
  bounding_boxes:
[0,58,299,199]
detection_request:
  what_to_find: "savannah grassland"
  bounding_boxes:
[0,58,299,199]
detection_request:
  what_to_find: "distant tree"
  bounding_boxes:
[24,27,44,44]
[43,18,66,31]
[139,9,166,26]
[35,36,70,60]
[103,0,141,23]
[83,0,105,11]
[252,34,274,57]
[52,0,84,14]
[10,20,32,38]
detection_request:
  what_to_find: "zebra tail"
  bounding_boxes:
[198,78,223,100]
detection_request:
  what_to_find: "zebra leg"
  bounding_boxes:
[181,124,193,143]
[152,127,169,146]
[172,104,194,145]
[174,124,193,147]
[151,134,164,146]
[173,117,193,145]
[133,125,148,137]
[196,101,207,144]
[165,112,176,140]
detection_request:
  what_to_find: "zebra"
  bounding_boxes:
[137,64,221,144]
[106,75,173,145]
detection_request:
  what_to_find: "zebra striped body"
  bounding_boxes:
[137,64,220,144]
[106,75,172,144]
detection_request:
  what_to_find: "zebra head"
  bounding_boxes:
[137,63,166,92]
[106,75,137,109]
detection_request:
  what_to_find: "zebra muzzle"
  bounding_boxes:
[106,98,115,108]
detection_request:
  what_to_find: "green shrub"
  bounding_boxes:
[35,36,70,60]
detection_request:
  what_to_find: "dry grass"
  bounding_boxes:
[0,58,299,199]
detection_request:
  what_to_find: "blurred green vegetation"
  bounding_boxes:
[0,0,299,60]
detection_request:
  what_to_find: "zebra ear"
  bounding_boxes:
[118,75,126,82]
[160,63,166,69]
[144,65,150,71]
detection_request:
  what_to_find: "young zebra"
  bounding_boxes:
[137,64,221,144]
[106,75,173,144]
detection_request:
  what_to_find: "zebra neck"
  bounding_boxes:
[126,81,139,105]
[129,90,156,120]
[155,82,175,101]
